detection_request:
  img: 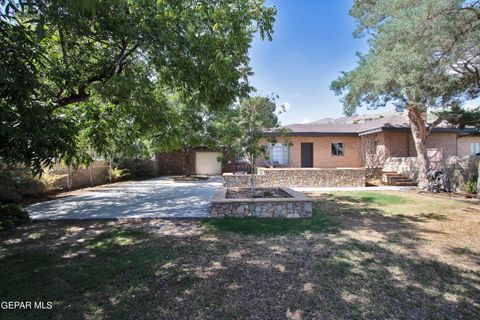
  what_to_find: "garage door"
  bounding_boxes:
[195,152,222,175]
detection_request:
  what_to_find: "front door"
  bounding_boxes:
[301,143,313,167]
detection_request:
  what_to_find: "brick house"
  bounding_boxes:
[155,113,479,175]
[260,113,480,169]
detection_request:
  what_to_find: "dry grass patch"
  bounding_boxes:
[0,191,479,319]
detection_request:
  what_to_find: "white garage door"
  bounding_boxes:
[195,152,222,175]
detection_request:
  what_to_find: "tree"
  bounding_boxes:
[210,95,287,194]
[356,135,385,180]
[1,0,277,174]
[154,93,209,176]
[331,0,480,189]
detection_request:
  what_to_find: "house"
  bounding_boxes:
[260,112,480,169]
[155,112,479,177]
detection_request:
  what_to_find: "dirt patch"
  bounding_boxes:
[1,191,479,319]
[226,188,293,199]
[416,190,480,203]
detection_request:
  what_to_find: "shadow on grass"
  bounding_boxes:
[0,222,213,320]
[1,191,479,319]
[201,209,338,236]
[201,192,420,236]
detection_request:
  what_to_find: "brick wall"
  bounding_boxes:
[273,135,363,168]
[118,159,159,178]
[407,132,458,157]
[155,150,196,175]
[457,136,480,157]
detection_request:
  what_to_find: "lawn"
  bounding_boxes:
[1,191,479,319]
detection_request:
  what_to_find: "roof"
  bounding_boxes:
[277,113,475,136]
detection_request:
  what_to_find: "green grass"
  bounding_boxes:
[334,191,405,205]
[0,226,201,320]
[0,191,478,319]
[201,208,338,235]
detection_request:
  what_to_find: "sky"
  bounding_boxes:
[248,0,385,125]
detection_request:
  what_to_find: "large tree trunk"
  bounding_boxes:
[250,156,255,195]
[406,106,429,190]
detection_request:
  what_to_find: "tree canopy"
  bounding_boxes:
[330,0,480,188]
[0,0,276,174]
[208,95,287,191]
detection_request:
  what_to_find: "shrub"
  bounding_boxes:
[111,168,129,182]
[463,176,478,194]
[0,204,31,231]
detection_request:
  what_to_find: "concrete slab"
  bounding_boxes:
[292,186,418,193]
[28,176,222,220]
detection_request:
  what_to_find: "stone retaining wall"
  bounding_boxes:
[211,188,312,218]
[223,167,366,188]
[383,155,480,191]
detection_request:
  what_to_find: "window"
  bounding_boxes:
[269,143,289,165]
[331,143,344,156]
[472,142,480,155]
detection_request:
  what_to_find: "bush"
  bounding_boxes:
[0,204,31,231]
[463,176,478,194]
[111,168,129,181]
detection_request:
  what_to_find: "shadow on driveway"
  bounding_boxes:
[28,176,222,220]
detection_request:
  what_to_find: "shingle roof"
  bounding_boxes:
[281,113,470,136]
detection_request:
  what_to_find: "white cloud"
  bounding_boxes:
[302,117,311,124]
[283,102,291,110]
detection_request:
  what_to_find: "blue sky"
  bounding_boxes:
[248,0,375,124]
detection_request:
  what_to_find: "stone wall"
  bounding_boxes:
[211,188,312,218]
[383,155,480,191]
[223,167,366,188]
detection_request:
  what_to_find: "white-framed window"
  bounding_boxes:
[331,142,344,156]
[269,143,289,165]
[471,142,480,155]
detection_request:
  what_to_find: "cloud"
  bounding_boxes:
[302,117,311,123]
[283,102,291,110]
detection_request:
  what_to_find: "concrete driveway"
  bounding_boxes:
[28,176,222,220]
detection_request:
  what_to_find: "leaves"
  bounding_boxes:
[331,0,480,115]
[1,0,277,175]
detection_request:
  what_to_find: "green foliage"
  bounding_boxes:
[436,105,480,131]
[331,0,480,116]
[1,0,277,175]
[208,95,287,164]
[0,204,30,231]
[463,176,478,194]
[110,168,129,182]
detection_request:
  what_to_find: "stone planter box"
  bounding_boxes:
[211,187,312,218]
